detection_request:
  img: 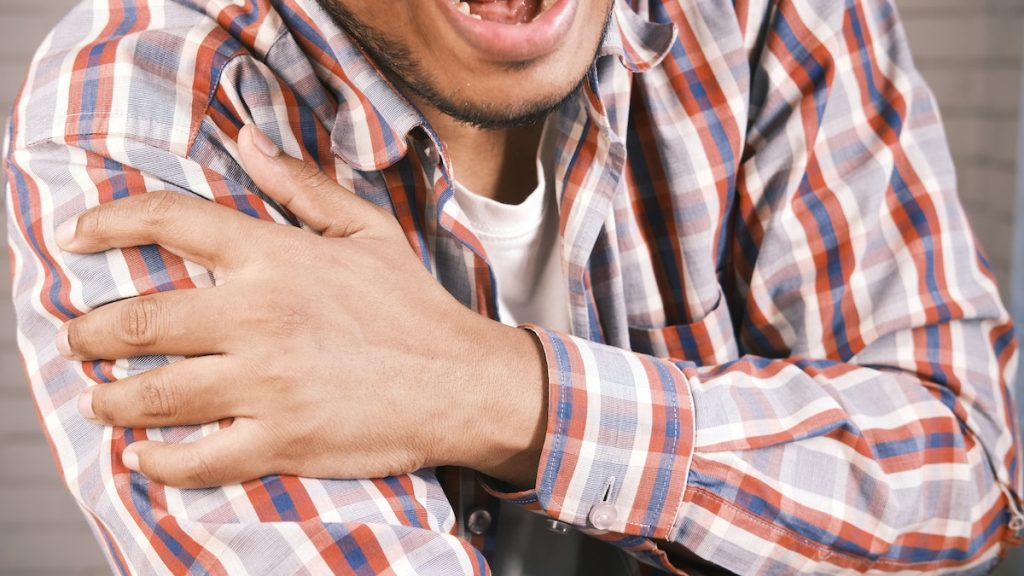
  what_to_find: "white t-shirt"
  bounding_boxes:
[451,135,570,333]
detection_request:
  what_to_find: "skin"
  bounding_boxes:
[61,0,615,489]
[317,0,613,201]
[63,127,545,486]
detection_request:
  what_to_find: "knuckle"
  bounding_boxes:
[89,387,113,422]
[118,298,161,347]
[181,451,217,487]
[296,160,332,191]
[141,191,180,226]
[139,373,177,419]
[77,208,104,240]
[65,320,88,356]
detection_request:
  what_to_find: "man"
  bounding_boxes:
[4,0,1023,573]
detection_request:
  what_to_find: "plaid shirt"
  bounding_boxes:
[5,0,1023,573]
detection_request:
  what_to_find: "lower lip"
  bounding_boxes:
[434,0,577,63]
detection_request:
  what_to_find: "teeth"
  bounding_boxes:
[453,1,482,19]
[449,0,554,22]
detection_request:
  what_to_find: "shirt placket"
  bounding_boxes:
[555,75,629,344]
[384,98,627,559]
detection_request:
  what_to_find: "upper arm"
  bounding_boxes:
[2,0,481,559]
[5,130,487,572]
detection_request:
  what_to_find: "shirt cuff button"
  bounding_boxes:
[588,502,618,530]
[424,145,441,165]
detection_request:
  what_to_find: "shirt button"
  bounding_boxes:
[588,503,618,530]
[545,519,572,535]
[466,508,492,535]
[424,145,441,165]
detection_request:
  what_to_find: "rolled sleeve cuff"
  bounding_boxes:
[489,325,696,540]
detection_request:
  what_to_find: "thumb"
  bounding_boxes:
[237,123,386,238]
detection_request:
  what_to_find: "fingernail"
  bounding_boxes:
[56,217,77,248]
[78,388,96,420]
[123,447,140,472]
[249,124,280,158]
[56,324,72,358]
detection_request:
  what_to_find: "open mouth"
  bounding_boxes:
[437,0,576,62]
[450,0,559,24]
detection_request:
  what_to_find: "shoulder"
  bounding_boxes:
[10,0,282,154]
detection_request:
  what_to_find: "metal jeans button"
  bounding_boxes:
[467,507,492,535]
[545,519,572,534]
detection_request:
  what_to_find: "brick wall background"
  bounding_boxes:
[900,0,1022,305]
[0,0,1021,574]
[1,1,115,572]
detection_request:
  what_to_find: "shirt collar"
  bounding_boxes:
[289,0,675,172]
[601,1,677,73]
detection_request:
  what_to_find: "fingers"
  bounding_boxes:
[238,123,389,238]
[59,288,231,360]
[80,355,248,428]
[123,419,272,488]
[56,189,273,273]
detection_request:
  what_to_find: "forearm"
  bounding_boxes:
[486,322,1021,575]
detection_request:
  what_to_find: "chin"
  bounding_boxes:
[326,0,611,126]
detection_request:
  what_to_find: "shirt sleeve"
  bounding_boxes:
[3,97,486,576]
[487,0,1024,573]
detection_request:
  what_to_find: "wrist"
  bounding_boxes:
[446,319,547,488]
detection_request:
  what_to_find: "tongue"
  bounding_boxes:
[467,0,543,24]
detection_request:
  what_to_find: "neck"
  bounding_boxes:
[417,103,545,205]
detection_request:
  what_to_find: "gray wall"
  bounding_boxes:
[0,0,1022,574]
[900,0,1023,306]
[1,2,113,573]
[1017,12,1024,448]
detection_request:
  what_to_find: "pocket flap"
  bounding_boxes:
[627,290,737,365]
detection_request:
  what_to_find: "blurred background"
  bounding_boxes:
[0,0,1022,574]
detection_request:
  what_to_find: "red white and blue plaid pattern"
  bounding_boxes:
[4,0,1022,573]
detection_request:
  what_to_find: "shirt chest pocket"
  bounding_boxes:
[627,289,739,366]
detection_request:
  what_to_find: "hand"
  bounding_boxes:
[58,124,547,488]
